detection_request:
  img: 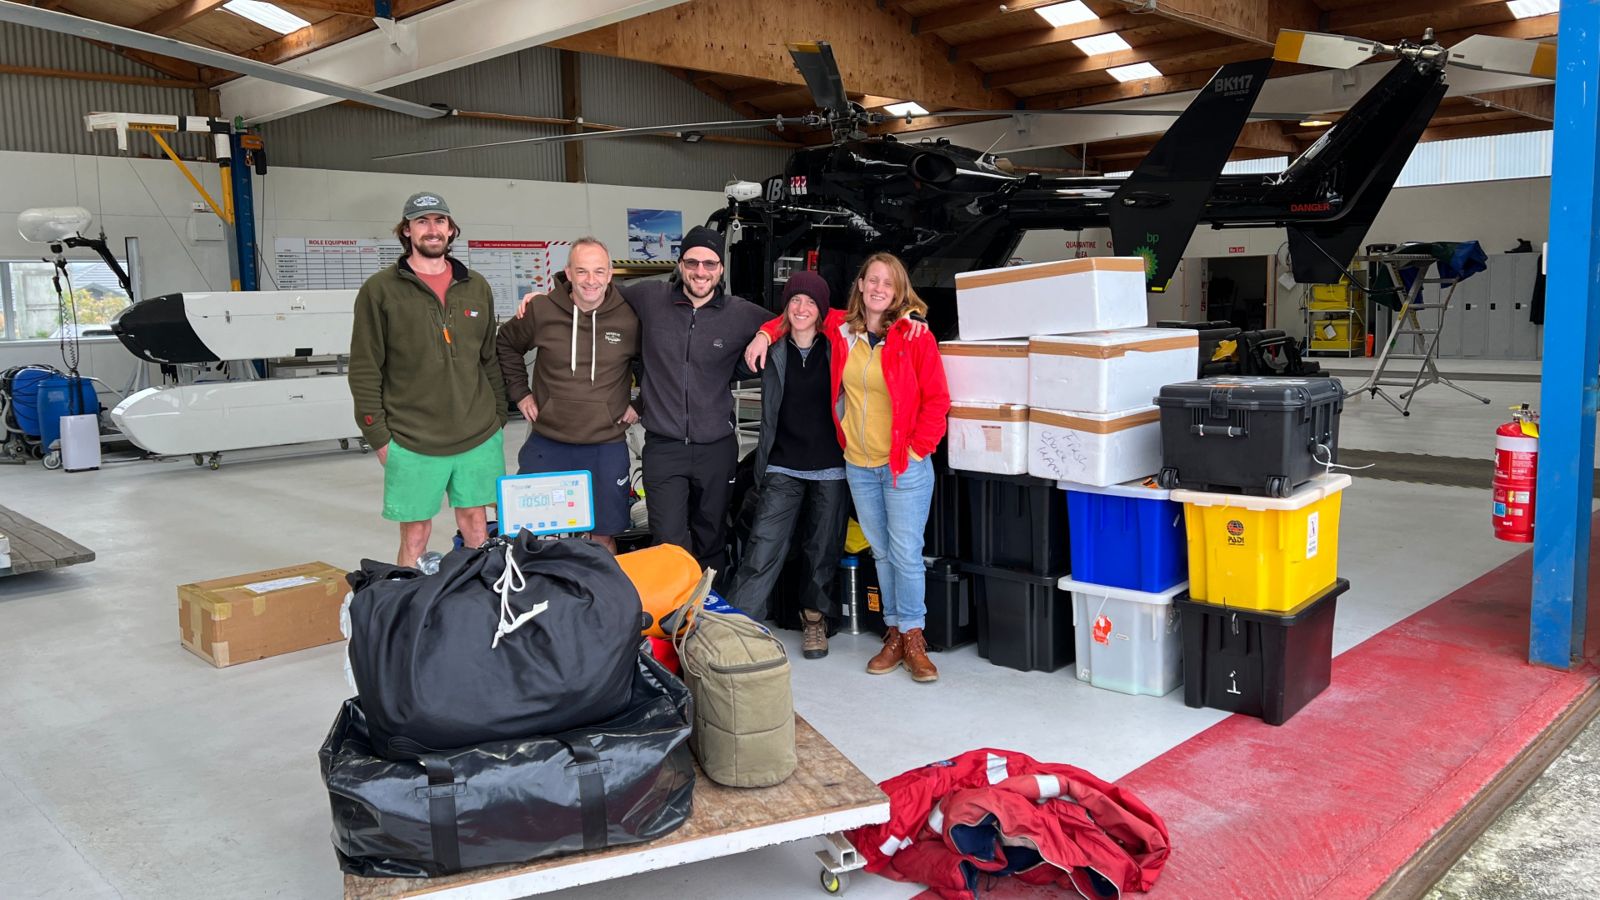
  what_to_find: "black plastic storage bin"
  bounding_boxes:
[1156,376,1344,497]
[962,471,1069,576]
[833,556,975,651]
[1157,320,1242,377]
[925,451,969,560]
[963,562,1074,672]
[1177,578,1347,726]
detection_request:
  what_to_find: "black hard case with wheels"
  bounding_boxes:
[1155,376,1344,497]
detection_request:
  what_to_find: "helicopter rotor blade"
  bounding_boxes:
[1446,34,1556,79]
[787,40,852,118]
[902,109,1307,121]
[1273,30,1387,69]
[371,116,821,161]
[0,2,447,120]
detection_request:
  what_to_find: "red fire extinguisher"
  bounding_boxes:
[1493,404,1538,543]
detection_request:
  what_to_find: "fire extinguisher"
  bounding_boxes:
[1493,404,1538,543]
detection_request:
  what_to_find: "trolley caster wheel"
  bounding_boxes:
[193,454,205,467]
[819,869,848,895]
[1402,411,1411,418]
[1268,476,1289,498]
[339,438,350,450]
[1156,467,1178,490]
[208,453,222,470]
[359,439,371,454]
[42,451,61,470]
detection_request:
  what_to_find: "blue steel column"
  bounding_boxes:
[229,131,259,291]
[1532,3,1600,669]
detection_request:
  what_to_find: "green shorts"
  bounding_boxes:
[382,431,505,522]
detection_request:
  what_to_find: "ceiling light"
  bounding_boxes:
[681,131,705,143]
[223,1,311,35]
[1506,0,1559,18]
[884,101,928,117]
[1073,33,1132,56]
[1299,118,1333,127]
[1037,1,1098,27]
[1108,62,1163,82]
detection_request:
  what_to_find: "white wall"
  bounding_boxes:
[0,149,730,397]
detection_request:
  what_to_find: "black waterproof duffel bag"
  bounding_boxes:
[323,651,696,877]
[346,534,644,758]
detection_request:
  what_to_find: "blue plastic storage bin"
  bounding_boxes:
[1061,478,1187,593]
[38,375,98,451]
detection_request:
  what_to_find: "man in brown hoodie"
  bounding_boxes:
[496,237,639,551]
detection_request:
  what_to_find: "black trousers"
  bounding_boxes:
[724,474,849,621]
[642,432,738,572]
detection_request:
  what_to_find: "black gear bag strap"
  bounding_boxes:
[416,755,464,873]
[558,735,610,851]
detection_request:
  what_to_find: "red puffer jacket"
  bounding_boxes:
[847,748,1170,900]
[759,308,949,482]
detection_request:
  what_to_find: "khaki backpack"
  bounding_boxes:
[667,570,796,787]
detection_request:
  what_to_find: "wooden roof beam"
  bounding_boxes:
[950,12,1147,62]
[1139,0,1322,46]
[912,0,1066,35]
[0,62,205,89]
[1327,0,1513,34]
[281,1,387,15]
[552,0,1016,110]
[234,0,452,68]
[987,33,1242,90]
[135,0,231,36]
[1419,117,1551,143]
[1467,85,1555,122]
[1235,120,1297,153]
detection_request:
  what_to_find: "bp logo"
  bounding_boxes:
[1134,245,1159,280]
[1226,519,1245,545]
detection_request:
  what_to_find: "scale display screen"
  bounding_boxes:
[496,470,595,537]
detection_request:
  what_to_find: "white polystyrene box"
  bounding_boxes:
[947,403,1029,475]
[1062,576,1187,697]
[1029,328,1198,413]
[954,257,1149,341]
[1027,405,1161,486]
[939,340,1029,405]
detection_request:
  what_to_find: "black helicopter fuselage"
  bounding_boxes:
[713,54,1447,337]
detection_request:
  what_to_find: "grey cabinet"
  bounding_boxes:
[1432,253,1542,360]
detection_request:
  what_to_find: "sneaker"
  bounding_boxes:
[902,628,939,683]
[866,627,904,675]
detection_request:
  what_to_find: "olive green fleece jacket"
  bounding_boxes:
[348,256,508,455]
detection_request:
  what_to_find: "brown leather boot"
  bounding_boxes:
[800,609,829,659]
[866,627,904,675]
[902,628,939,683]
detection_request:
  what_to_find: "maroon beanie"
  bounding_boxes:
[781,270,831,308]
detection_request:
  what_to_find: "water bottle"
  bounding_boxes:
[416,551,443,575]
[837,556,862,635]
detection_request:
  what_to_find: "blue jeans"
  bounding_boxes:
[845,455,934,631]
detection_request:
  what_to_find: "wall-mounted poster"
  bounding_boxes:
[627,209,683,260]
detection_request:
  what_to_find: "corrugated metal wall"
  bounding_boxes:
[577,54,792,190]
[0,23,207,157]
[257,48,567,182]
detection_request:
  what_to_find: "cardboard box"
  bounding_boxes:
[954,256,1148,341]
[178,562,348,667]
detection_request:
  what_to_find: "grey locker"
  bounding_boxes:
[1487,260,1516,358]
[1507,254,1541,360]
[1437,276,1462,358]
[1455,274,1490,358]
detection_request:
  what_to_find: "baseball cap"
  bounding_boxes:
[402,191,451,220]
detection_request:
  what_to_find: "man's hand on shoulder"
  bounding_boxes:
[515,291,539,318]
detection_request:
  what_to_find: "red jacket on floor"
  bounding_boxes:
[848,749,1170,899]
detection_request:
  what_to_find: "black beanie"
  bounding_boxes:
[781,271,831,308]
[679,225,724,261]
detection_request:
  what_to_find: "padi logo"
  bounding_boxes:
[1214,75,1254,95]
[1290,202,1332,213]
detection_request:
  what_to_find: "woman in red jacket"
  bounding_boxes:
[747,252,950,682]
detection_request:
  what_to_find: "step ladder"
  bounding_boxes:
[1348,253,1491,416]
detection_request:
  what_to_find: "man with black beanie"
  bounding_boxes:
[615,225,772,570]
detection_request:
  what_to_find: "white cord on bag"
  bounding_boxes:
[1313,443,1375,475]
[492,545,546,649]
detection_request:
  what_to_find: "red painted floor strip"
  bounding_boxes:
[929,529,1599,899]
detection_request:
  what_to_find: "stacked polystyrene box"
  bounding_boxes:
[943,256,1202,677]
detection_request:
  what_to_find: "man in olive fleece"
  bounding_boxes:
[495,237,639,553]
[348,191,508,566]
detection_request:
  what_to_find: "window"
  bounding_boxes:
[0,260,131,341]
[1394,130,1553,187]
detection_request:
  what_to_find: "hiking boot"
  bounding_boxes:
[800,609,829,659]
[866,627,904,675]
[902,628,939,683]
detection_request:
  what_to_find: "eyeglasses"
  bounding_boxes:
[680,258,722,271]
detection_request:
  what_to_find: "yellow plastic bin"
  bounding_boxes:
[1171,473,1351,612]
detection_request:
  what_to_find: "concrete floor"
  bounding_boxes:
[0,374,1581,900]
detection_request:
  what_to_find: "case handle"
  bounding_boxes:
[1190,423,1246,438]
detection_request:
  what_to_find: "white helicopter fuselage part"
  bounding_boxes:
[110,375,360,457]
[112,290,356,364]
